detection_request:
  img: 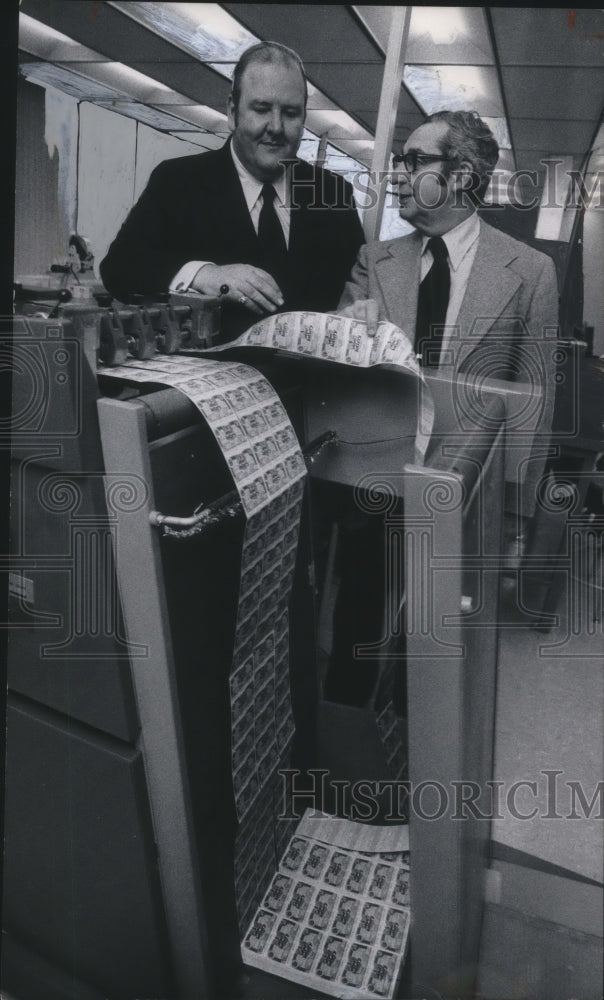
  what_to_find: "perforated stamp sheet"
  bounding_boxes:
[242,812,411,998]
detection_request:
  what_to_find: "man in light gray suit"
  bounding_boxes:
[323,111,559,706]
[340,109,560,539]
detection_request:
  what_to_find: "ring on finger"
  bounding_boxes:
[238,294,247,305]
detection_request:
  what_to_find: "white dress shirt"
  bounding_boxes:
[170,143,290,293]
[419,211,481,359]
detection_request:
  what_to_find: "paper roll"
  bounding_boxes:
[102,356,305,831]
[204,311,434,464]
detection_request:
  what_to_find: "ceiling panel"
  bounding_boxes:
[116,63,230,108]
[95,101,204,132]
[408,6,493,64]
[17,2,603,191]
[510,118,598,154]
[110,2,257,66]
[494,148,515,173]
[307,63,384,112]
[502,67,604,121]
[19,57,120,101]
[223,1,387,129]
[170,131,228,149]
[52,61,196,106]
[382,113,427,145]
[224,4,381,63]
[513,150,583,176]
[492,8,604,67]
[585,123,604,172]
[19,12,111,62]
[404,64,505,116]
[21,0,190,63]
[20,0,232,110]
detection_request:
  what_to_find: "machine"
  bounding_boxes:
[5,292,507,999]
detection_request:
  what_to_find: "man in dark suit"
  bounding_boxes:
[100,41,364,341]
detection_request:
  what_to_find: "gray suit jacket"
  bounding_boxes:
[339,219,560,517]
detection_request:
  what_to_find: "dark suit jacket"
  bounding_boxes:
[340,221,560,517]
[100,140,364,341]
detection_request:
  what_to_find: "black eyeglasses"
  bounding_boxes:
[392,151,455,174]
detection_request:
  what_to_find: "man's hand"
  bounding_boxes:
[191,263,284,315]
[338,298,380,336]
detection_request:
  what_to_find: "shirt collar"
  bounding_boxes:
[230,141,288,212]
[422,212,480,271]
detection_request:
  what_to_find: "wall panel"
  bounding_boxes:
[76,102,137,276]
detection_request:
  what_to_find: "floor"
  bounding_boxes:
[492,572,602,884]
[3,553,602,1000]
[239,564,603,1000]
[477,566,603,999]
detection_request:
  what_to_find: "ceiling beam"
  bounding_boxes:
[484,7,517,175]
[363,6,412,241]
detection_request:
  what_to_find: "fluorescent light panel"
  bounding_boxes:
[403,64,505,117]
[109,2,373,155]
[19,59,227,133]
[20,61,120,102]
[19,7,385,173]
[411,7,473,47]
[111,2,256,64]
[58,61,179,105]
[535,156,574,240]
[96,102,204,132]
[19,12,229,134]
[324,144,369,175]
[19,11,107,62]
[354,5,512,166]
[354,6,494,63]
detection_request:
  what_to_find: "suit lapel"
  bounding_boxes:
[212,154,309,266]
[455,222,522,342]
[206,141,259,257]
[375,222,524,350]
[375,233,423,338]
[288,159,314,258]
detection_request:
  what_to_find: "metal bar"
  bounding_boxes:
[97,396,210,999]
[483,8,517,175]
[152,430,337,537]
[316,131,329,168]
[363,6,412,241]
[404,423,505,992]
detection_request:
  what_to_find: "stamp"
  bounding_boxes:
[368,863,395,901]
[324,850,351,888]
[244,909,276,953]
[356,902,383,946]
[263,873,293,913]
[367,950,397,996]
[291,927,322,972]
[285,880,314,922]
[307,889,336,930]
[341,943,371,988]
[381,907,409,952]
[302,843,329,880]
[316,935,345,981]
[267,918,298,963]
[331,895,359,938]
[345,856,372,894]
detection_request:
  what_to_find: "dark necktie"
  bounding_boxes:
[414,235,450,366]
[257,182,288,289]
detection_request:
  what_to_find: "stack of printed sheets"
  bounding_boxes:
[242,810,410,998]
